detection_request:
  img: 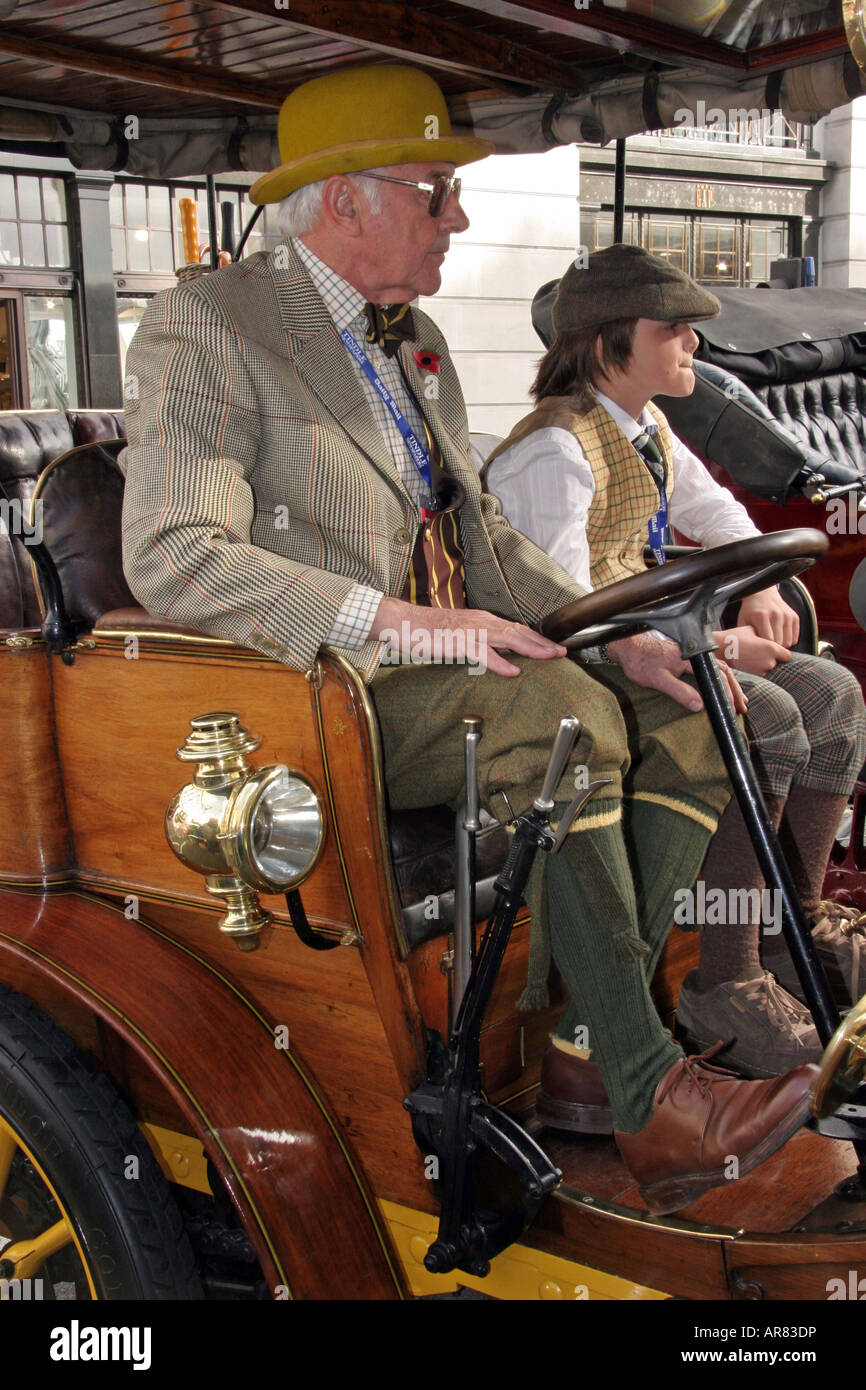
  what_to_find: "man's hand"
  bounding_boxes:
[737,587,799,647]
[714,624,792,678]
[606,631,748,715]
[371,597,566,677]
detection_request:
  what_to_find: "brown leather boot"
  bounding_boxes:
[615,1044,817,1215]
[535,1041,614,1135]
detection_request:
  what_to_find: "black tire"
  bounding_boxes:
[0,983,202,1299]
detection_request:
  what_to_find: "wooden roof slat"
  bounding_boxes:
[194,0,585,91]
[0,25,286,107]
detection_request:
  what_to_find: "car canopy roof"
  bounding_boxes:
[0,0,863,176]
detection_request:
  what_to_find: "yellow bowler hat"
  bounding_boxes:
[249,64,494,205]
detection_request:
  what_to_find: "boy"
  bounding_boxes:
[484,244,866,1124]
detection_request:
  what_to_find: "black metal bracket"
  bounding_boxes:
[403,725,605,1279]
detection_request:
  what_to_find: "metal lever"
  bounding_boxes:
[533,716,580,812]
[453,717,482,1023]
[551,778,613,852]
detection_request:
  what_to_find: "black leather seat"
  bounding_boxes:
[0,409,125,628]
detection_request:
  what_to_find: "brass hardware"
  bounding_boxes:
[167,713,269,946]
[844,0,866,71]
[812,992,866,1118]
[440,948,454,975]
[73,637,97,650]
[167,712,324,947]
[340,927,361,947]
[305,661,323,689]
[4,634,34,649]
[176,711,262,763]
[204,873,270,948]
[220,764,325,893]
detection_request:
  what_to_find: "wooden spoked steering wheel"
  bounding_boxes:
[541,528,829,653]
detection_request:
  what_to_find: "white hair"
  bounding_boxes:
[277,167,387,238]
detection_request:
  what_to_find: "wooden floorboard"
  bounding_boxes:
[527,1114,864,1233]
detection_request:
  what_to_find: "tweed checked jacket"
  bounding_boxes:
[120,240,583,677]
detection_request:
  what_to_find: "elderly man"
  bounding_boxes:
[120,63,817,1216]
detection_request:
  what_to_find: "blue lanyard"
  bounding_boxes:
[647,481,668,566]
[340,327,433,495]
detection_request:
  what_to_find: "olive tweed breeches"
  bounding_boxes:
[371,654,733,1130]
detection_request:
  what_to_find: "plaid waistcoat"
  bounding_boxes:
[484,396,675,588]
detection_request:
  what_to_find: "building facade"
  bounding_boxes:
[0,112,851,434]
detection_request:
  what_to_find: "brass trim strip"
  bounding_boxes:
[92,628,240,651]
[0,875,346,935]
[786,573,819,656]
[553,1183,741,1241]
[0,873,73,889]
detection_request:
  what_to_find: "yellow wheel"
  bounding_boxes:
[0,985,201,1300]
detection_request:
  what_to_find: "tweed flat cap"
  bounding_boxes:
[552,244,721,335]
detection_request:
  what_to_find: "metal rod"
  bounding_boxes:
[613,138,627,243]
[234,204,263,261]
[691,651,840,1044]
[453,718,482,1027]
[206,175,219,270]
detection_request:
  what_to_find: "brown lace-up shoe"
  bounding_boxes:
[676,969,822,1078]
[535,1040,614,1135]
[763,900,866,1010]
[615,1044,817,1215]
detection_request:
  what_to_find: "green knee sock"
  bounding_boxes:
[621,800,716,985]
[547,821,682,1132]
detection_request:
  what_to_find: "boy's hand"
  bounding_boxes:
[715,625,792,677]
[737,587,799,647]
[607,631,748,715]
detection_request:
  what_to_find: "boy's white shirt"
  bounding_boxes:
[485,389,761,593]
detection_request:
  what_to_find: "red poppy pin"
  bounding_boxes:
[413,349,441,374]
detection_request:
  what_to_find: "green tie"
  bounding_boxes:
[633,429,666,496]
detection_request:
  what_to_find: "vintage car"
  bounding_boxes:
[2,0,866,1307]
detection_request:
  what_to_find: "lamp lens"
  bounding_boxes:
[250,770,321,885]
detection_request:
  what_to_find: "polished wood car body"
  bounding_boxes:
[2,609,866,1301]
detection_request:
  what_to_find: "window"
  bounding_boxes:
[110,180,276,277]
[22,296,79,409]
[110,182,174,273]
[744,220,788,286]
[578,208,790,288]
[116,296,150,379]
[0,173,70,269]
[696,221,740,283]
[580,212,639,253]
[646,217,688,272]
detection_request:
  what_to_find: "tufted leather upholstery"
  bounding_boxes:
[69,410,126,448]
[760,373,866,473]
[694,331,866,482]
[0,409,124,628]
